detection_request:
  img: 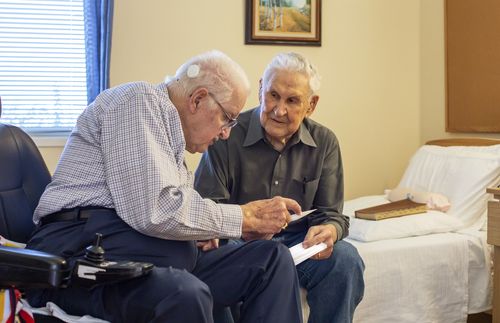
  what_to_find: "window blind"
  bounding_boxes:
[0,0,86,133]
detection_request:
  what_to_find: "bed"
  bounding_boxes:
[301,138,500,323]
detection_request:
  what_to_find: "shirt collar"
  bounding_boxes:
[243,108,266,147]
[243,107,317,149]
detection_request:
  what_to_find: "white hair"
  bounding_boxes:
[168,50,250,104]
[262,52,321,94]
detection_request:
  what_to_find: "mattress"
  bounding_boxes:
[300,231,491,322]
[347,231,492,323]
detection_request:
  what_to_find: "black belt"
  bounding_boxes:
[40,207,116,226]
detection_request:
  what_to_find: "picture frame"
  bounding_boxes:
[245,0,322,46]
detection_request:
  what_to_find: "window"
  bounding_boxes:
[0,0,87,133]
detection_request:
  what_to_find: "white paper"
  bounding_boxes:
[290,209,317,223]
[289,242,327,265]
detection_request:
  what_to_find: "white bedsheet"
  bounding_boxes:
[459,229,492,314]
[345,231,491,323]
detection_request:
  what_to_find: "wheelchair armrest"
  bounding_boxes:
[0,246,70,289]
[0,233,154,291]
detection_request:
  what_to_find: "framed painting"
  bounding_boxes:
[245,0,322,46]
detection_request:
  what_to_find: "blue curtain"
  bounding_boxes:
[84,0,114,104]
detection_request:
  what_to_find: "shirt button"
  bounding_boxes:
[274,180,279,185]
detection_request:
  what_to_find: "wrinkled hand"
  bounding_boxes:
[303,224,338,260]
[240,196,301,241]
[196,239,219,251]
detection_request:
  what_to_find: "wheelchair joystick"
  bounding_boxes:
[72,232,154,288]
[85,233,105,263]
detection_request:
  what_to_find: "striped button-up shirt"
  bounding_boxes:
[34,82,243,240]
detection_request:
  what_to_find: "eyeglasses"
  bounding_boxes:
[208,92,238,130]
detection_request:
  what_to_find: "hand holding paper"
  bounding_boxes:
[289,242,327,265]
[241,197,301,240]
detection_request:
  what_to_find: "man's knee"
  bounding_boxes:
[331,241,365,305]
[176,277,210,303]
[137,268,213,322]
[248,240,295,266]
[334,241,365,273]
[155,268,212,304]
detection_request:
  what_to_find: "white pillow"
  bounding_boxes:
[345,196,464,242]
[397,145,500,227]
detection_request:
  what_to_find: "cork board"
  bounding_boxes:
[445,0,500,133]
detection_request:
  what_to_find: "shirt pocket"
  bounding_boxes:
[291,177,320,209]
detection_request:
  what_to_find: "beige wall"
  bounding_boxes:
[39,0,497,200]
[113,0,420,199]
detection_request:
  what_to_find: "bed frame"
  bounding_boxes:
[426,138,500,147]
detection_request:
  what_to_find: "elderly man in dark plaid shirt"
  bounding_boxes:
[195,52,365,323]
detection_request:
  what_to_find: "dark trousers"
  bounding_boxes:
[26,210,303,323]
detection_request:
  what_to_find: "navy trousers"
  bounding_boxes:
[26,210,303,323]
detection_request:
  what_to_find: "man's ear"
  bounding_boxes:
[188,87,209,113]
[306,95,319,117]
